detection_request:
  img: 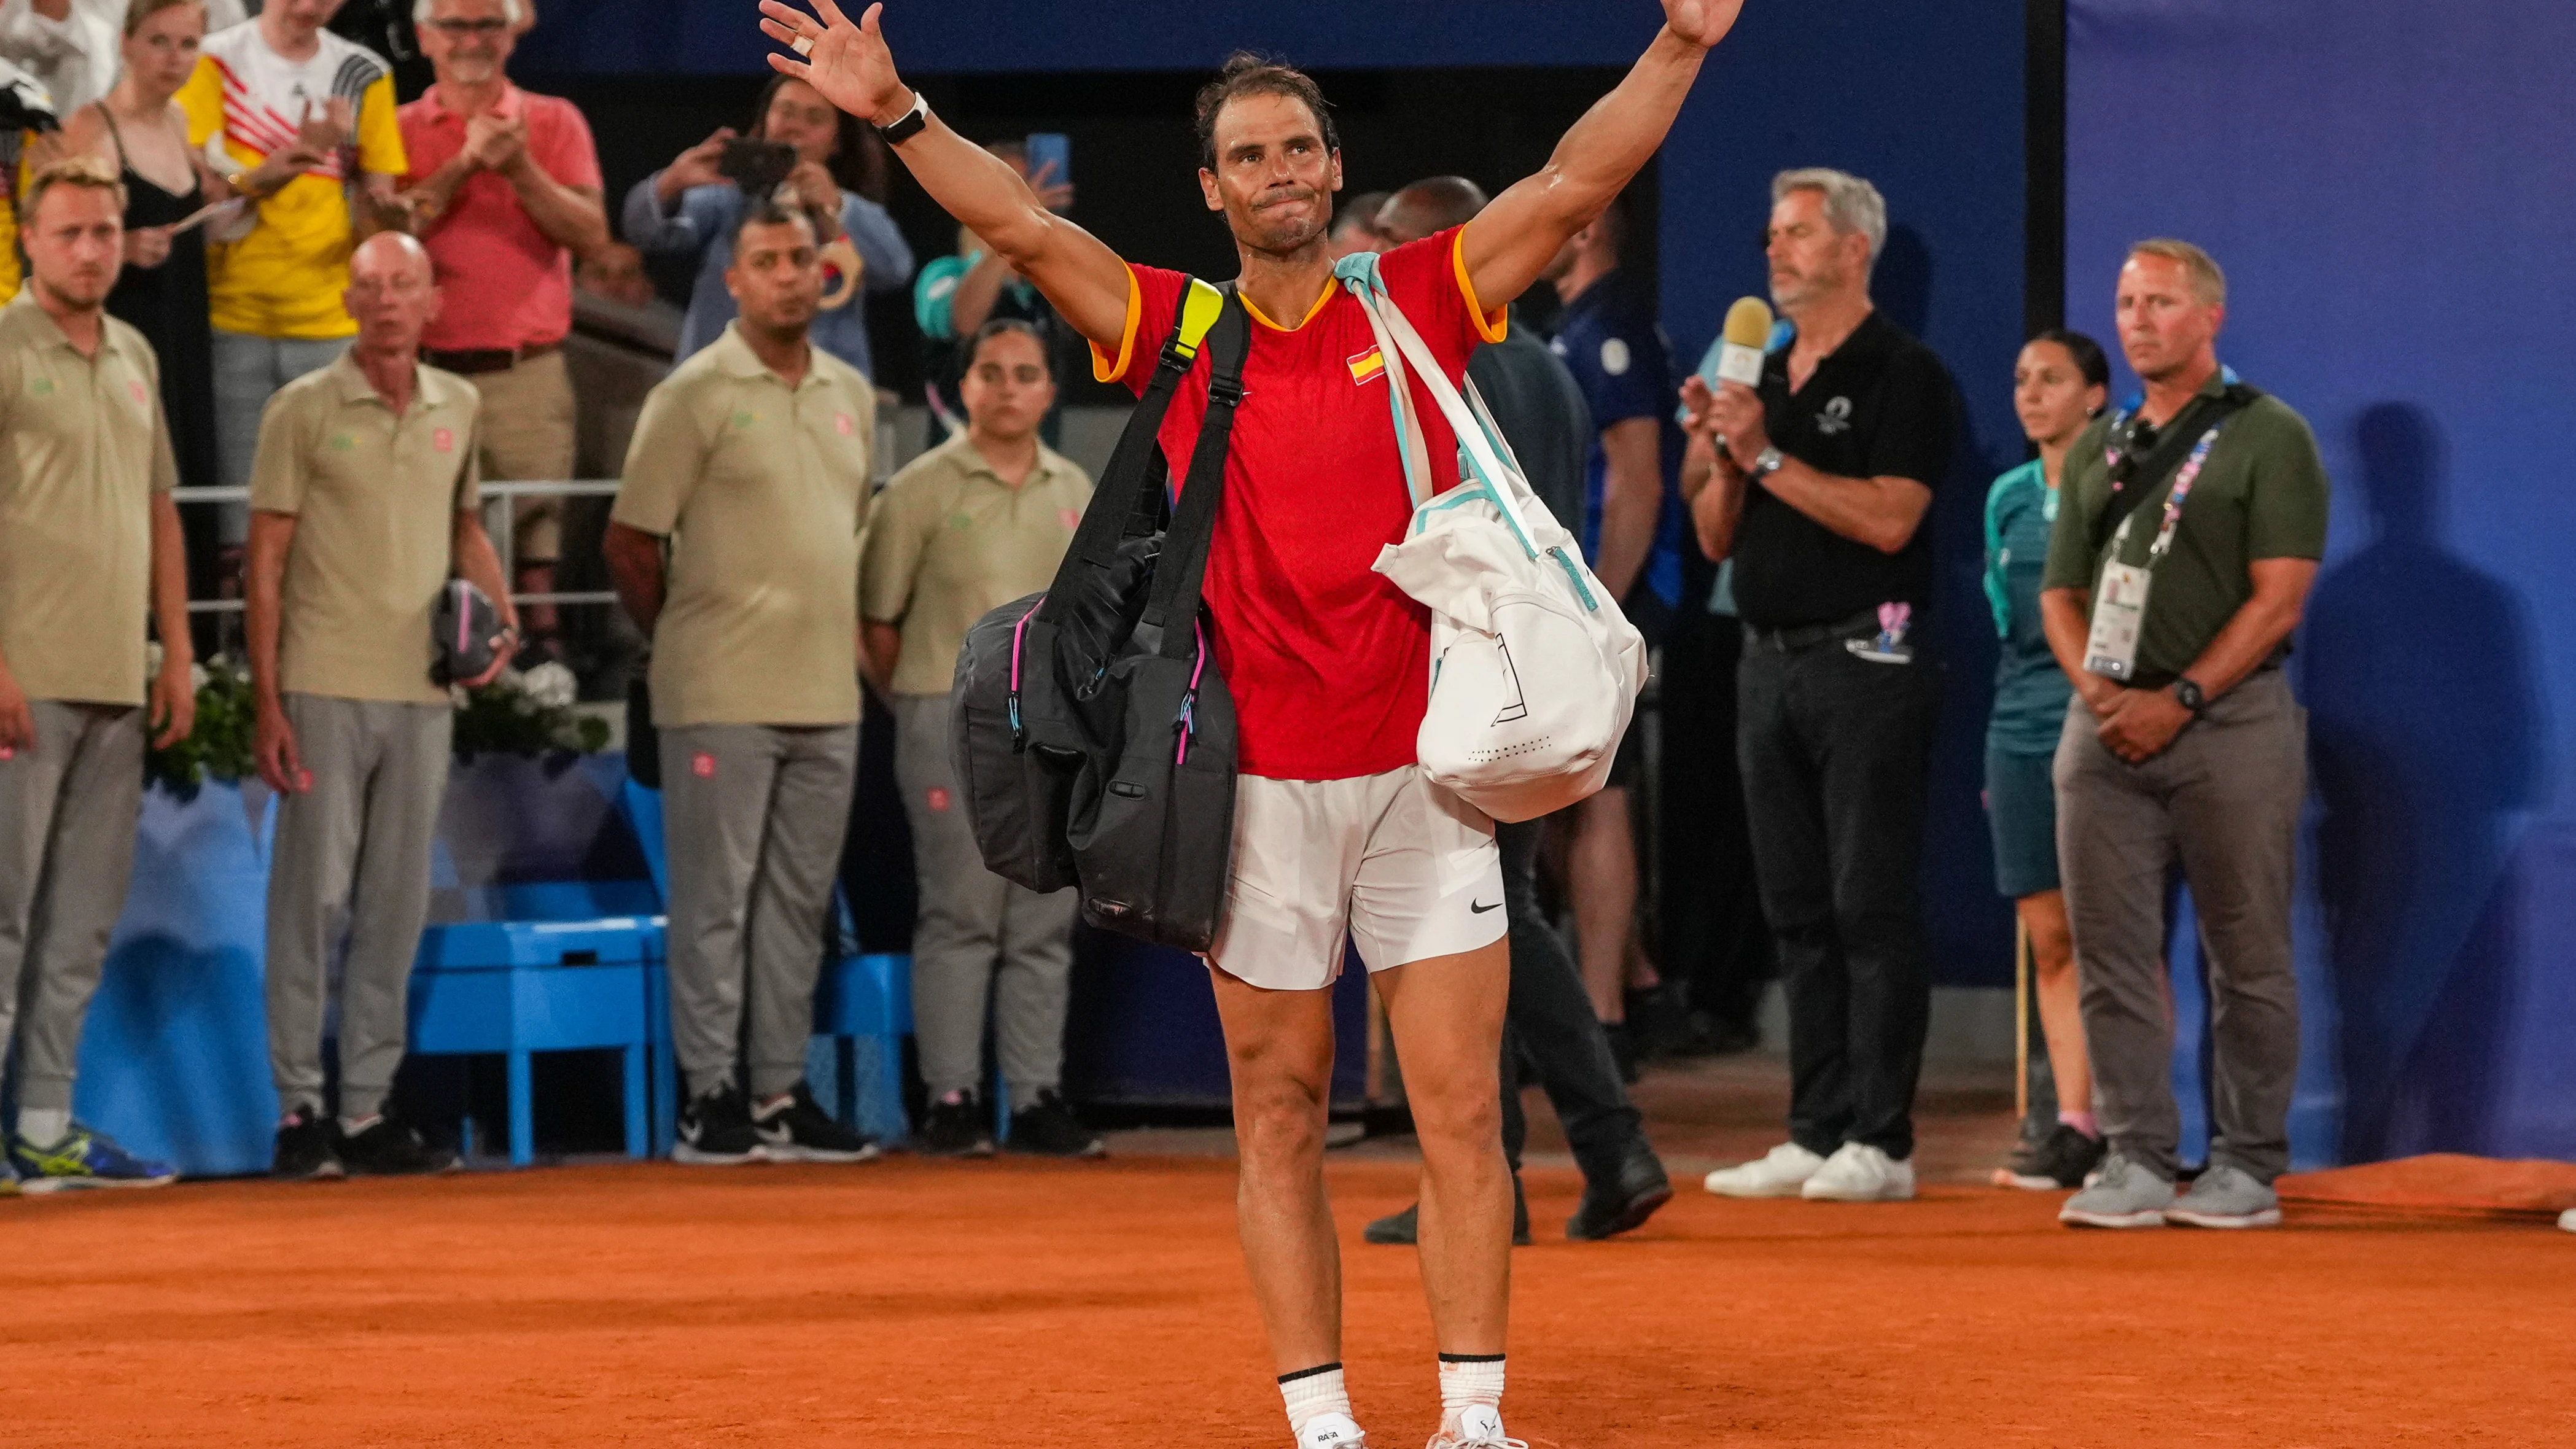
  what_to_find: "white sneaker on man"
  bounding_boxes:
[1298,1412,1368,1447]
[1426,1404,1527,1449]
[1800,1142,1916,1202]
[1702,1141,1826,1198]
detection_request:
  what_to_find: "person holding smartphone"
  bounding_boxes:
[911,134,1075,441]
[623,71,912,379]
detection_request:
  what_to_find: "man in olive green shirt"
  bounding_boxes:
[860,320,1099,1158]
[249,233,518,1182]
[0,160,195,1192]
[606,200,878,1168]
[2039,240,2330,1231]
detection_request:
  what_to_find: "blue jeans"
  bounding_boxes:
[212,329,349,543]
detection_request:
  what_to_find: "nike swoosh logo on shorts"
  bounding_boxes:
[1471,899,1501,914]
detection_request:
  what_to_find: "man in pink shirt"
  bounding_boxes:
[397,0,607,653]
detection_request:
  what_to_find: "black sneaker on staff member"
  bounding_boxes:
[338,1114,460,1176]
[674,1082,765,1166]
[1007,1089,1106,1159]
[916,1090,994,1159]
[271,1106,343,1181]
[753,1082,881,1163]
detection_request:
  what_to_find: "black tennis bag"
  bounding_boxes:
[950,281,1251,950]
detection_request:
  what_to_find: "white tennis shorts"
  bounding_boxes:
[1205,765,1506,992]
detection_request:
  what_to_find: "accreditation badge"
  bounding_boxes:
[2083,561,2152,682]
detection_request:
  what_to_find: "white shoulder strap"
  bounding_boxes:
[1352,276,1542,557]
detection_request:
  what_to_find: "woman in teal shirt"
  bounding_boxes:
[1985,330,2108,1191]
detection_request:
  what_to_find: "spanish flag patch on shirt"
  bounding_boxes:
[1348,346,1386,386]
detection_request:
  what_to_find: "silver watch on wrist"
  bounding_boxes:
[1749,445,1785,477]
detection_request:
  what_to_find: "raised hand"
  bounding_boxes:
[758,0,908,125]
[1663,0,1746,49]
[294,96,354,160]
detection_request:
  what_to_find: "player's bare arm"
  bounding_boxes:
[1461,0,1745,309]
[757,0,1132,347]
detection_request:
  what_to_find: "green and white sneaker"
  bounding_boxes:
[7,1125,178,1194]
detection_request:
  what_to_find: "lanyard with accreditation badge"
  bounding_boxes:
[2080,411,2228,682]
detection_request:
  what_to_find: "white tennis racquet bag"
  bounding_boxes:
[1336,252,1648,825]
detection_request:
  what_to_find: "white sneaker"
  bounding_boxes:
[1800,1142,1916,1202]
[1426,1404,1527,1449]
[1298,1412,1367,1447]
[1703,1141,1827,1198]
[2559,1208,2575,1234]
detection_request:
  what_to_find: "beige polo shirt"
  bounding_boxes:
[249,353,483,706]
[613,324,876,728]
[0,294,178,707]
[862,432,1094,697]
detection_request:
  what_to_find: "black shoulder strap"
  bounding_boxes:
[1142,290,1251,658]
[1041,278,1226,618]
[2090,382,2263,554]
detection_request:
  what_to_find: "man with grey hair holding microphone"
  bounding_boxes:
[1686,168,1957,1204]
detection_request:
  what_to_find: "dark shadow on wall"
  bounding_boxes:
[2300,402,2545,1162]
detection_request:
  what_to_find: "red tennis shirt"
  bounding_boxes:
[1092,227,1507,782]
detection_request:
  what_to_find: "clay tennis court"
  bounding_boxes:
[8,1062,2570,1449]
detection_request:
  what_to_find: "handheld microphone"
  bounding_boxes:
[1716,297,1773,387]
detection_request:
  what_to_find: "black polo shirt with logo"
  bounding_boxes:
[1730,310,1958,630]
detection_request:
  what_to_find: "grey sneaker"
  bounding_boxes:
[2058,1151,2176,1229]
[2165,1165,2282,1229]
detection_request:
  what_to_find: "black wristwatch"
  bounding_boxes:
[875,91,931,146]
[2173,677,2209,715]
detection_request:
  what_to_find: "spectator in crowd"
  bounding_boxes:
[0,0,246,116]
[179,0,408,556]
[2043,241,2328,1230]
[860,319,1102,1160]
[1689,168,1955,1205]
[1361,176,1672,1247]
[1540,195,1686,1080]
[1328,189,1387,258]
[248,231,514,1181]
[912,138,1076,441]
[397,0,608,661]
[55,0,228,633]
[577,238,665,314]
[0,158,194,1192]
[604,198,879,1168]
[1985,328,2108,1191]
[622,72,911,379]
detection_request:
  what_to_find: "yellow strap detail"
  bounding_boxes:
[1173,278,1226,360]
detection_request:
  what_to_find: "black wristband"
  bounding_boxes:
[2173,676,2208,715]
[876,93,930,146]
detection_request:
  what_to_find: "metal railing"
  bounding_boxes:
[172,479,624,615]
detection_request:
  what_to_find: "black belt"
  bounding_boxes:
[421,340,561,375]
[1742,608,1881,654]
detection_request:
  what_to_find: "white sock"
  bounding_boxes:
[16,1107,69,1146]
[1438,1354,1505,1418]
[340,1113,382,1136]
[1280,1364,1354,1442]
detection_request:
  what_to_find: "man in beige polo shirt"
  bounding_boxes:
[247,231,517,1183]
[0,159,195,1193]
[605,198,878,1168]
[860,319,1100,1160]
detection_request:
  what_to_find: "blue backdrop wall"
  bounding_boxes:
[2068,0,2576,1164]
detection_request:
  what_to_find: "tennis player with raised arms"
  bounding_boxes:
[757,3,1745,1444]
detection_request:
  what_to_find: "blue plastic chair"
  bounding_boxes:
[409,917,662,1165]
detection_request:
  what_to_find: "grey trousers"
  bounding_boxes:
[211,330,350,543]
[893,694,1078,1102]
[660,722,858,1100]
[266,696,453,1121]
[0,701,145,1114]
[2056,668,2306,1184]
